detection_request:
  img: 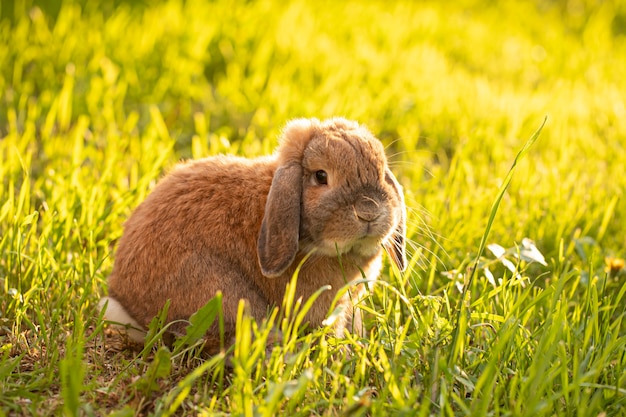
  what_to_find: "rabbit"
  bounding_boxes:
[99,117,407,352]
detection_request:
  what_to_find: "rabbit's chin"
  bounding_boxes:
[307,236,383,259]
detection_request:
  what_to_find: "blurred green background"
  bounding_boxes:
[2,0,625,262]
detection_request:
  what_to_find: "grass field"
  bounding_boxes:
[1,0,626,415]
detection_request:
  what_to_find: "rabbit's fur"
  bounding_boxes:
[100,117,406,351]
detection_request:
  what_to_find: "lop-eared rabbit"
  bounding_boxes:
[100,117,407,351]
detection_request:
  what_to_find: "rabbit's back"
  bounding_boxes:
[107,155,277,332]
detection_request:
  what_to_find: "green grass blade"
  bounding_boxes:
[448,117,547,368]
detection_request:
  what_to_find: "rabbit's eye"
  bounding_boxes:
[315,170,328,185]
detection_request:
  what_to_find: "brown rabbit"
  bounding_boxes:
[99,117,407,351]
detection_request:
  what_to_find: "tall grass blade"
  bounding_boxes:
[448,117,547,367]
[60,314,85,417]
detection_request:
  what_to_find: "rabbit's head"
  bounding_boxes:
[258,118,407,277]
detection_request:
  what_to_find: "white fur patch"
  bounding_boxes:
[98,297,146,342]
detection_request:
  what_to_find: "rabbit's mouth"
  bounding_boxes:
[299,213,392,258]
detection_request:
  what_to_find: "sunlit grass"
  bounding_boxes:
[1,0,625,415]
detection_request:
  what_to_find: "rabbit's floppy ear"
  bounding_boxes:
[258,118,318,276]
[257,163,302,277]
[384,168,408,271]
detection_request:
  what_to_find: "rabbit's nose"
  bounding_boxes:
[354,196,381,223]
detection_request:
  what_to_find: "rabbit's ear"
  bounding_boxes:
[384,169,407,272]
[258,163,302,277]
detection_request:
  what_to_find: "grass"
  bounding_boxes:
[1,0,625,415]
